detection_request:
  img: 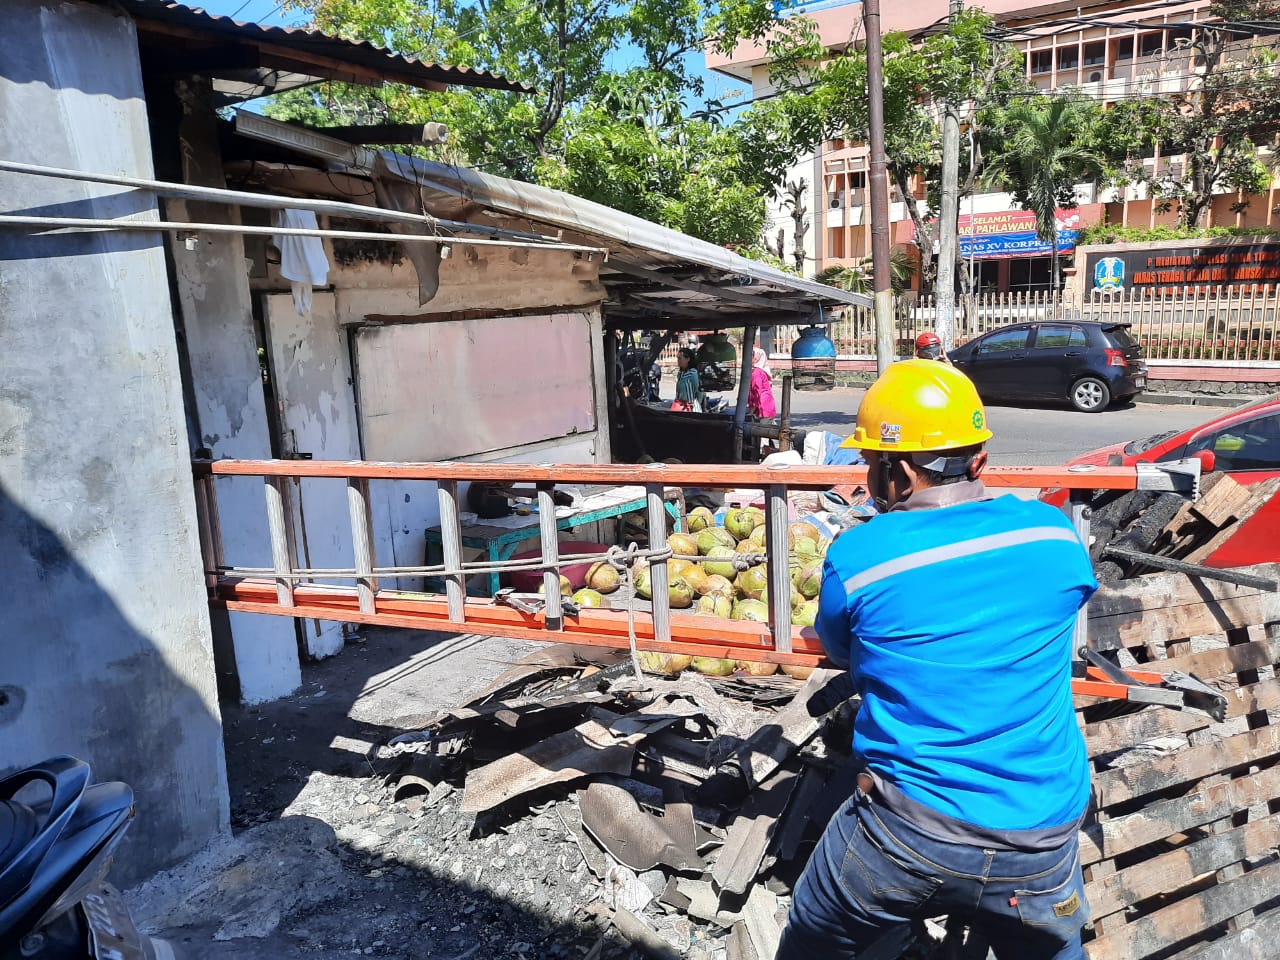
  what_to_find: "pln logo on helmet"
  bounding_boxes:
[1093,257,1125,295]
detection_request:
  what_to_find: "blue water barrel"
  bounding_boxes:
[791,326,837,390]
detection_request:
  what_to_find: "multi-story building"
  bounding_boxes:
[706,0,1280,293]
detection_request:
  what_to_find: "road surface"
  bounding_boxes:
[781,387,1216,466]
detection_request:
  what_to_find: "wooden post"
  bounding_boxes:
[437,480,466,621]
[264,476,296,607]
[646,479,671,644]
[766,483,793,653]
[538,481,562,630]
[347,477,377,615]
[779,375,793,453]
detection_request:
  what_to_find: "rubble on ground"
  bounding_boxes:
[364,645,876,960]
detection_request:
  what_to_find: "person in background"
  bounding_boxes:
[673,347,703,413]
[748,346,777,419]
[914,331,952,363]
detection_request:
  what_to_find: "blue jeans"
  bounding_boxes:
[777,789,1089,960]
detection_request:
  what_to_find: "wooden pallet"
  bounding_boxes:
[1081,565,1280,959]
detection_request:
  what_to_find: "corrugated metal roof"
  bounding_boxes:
[105,0,530,94]
[235,112,872,329]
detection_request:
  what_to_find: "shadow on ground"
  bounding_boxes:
[131,628,662,959]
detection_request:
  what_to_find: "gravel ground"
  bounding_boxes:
[127,628,725,960]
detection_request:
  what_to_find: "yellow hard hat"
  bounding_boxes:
[841,359,993,452]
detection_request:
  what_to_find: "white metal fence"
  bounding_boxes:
[763,285,1280,363]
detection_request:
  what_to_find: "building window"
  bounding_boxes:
[1139,32,1163,58]
[1083,41,1105,66]
[1057,46,1080,71]
[1030,50,1053,74]
[1114,37,1134,62]
[1009,257,1053,292]
[828,228,845,260]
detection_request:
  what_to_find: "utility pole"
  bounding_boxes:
[863,0,895,375]
[934,0,964,350]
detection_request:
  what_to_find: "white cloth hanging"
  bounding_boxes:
[273,208,329,316]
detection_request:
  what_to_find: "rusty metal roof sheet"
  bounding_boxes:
[104,0,530,94]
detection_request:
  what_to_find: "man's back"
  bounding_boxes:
[817,494,1097,834]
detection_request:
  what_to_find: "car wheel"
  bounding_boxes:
[1071,377,1111,413]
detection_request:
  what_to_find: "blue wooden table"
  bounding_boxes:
[425,485,682,597]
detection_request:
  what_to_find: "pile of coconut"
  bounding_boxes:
[562,505,828,680]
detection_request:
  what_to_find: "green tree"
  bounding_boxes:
[980,96,1105,286]
[814,246,915,295]
[266,0,796,246]
[1110,1,1280,228]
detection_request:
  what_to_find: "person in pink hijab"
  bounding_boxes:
[748,346,777,419]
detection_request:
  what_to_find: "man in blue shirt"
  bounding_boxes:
[778,360,1097,960]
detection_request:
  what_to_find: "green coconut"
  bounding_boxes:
[584,561,621,594]
[736,659,779,677]
[572,588,606,608]
[668,576,695,609]
[695,593,733,618]
[789,522,820,546]
[687,507,715,533]
[735,565,769,601]
[781,663,816,680]
[696,527,736,555]
[735,539,764,563]
[537,575,573,595]
[731,598,769,622]
[700,572,735,598]
[758,582,803,611]
[793,599,819,627]
[793,536,820,558]
[703,546,738,580]
[724,508,763,542]
[669,558,696,579]
[691,656,737,676]
[634,565,652,600]
[638,650,693,676]
[682,565,710,596]
[668,533,699,559]
[795,560,823,599]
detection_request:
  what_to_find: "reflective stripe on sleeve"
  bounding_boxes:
[842,527,1084,594]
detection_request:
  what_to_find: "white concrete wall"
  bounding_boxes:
[0,0,228,883]
[166,77,302,701]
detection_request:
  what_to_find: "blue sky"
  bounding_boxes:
[197,0,743,105]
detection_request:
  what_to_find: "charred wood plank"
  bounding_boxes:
[1086,815,1280,921]
[1084,858,1280,960]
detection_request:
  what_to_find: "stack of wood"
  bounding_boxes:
[1091,472,1280,581]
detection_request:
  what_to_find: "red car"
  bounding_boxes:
[1057,394,1280,567]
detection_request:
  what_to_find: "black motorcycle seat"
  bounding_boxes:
[0,802,37,871]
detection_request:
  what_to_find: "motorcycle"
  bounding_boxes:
[0,757,173,959]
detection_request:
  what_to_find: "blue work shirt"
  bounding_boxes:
[817,484,1097,835]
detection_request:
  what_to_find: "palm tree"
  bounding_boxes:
[815,246,916,296]
[981,96,1105,289]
